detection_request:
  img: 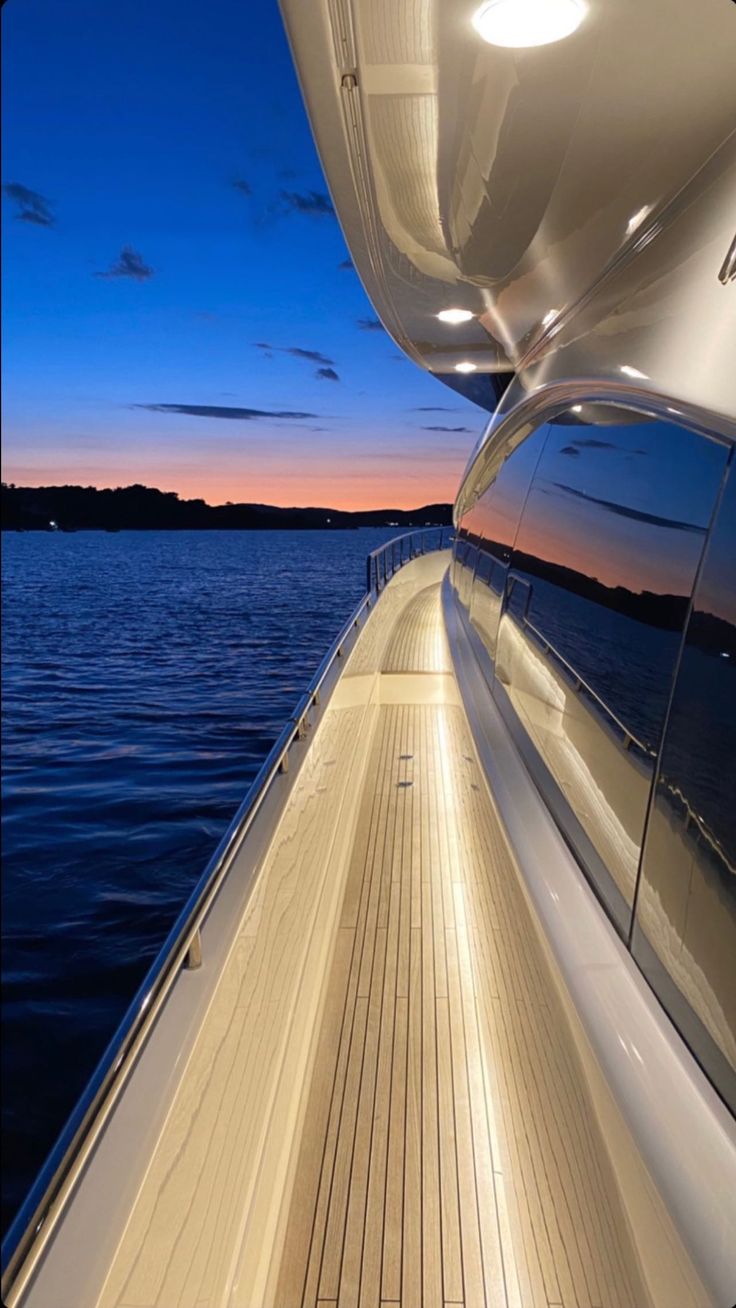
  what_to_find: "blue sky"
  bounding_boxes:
[2,0,483,508]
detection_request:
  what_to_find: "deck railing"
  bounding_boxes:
[366,525,453,594]
[1,526,452,1308]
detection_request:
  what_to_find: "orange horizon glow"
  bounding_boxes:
[3,461,465,513]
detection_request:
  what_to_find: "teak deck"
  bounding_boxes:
[275,585,648,1308]
[97,565,651,1308]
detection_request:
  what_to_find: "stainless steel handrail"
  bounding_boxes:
[1,527,451,1307]
[522,613,656,757]
[366,525,452,594]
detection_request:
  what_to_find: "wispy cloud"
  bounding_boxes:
[421,425,474,433]
[572,438,617,450]
[3,182,55,227]
[254,342,336,366]
[232,178,252,196]
[316,367,340,382]
[357,317,384,332]
[411,406,461,413]
[133,403,319,421]
[95,246,154,281]
[550,481,705,533]
[339,258,354,270]
[559,437,642,457]
[279,189,334,218]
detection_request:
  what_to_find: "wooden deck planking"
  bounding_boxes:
[276,582,651,1308]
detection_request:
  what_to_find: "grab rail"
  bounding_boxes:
[1,527,451,1307]
[366,525,452,594]
[522,614,656,758]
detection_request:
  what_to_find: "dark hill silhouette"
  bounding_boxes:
[461,533,736,656]
[1,482,452,532]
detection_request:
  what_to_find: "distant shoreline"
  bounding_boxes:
[1,482,453,533]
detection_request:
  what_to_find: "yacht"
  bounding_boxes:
[2,0,735,1305]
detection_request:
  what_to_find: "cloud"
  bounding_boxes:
[411,406,461,412]
[421,425,474,433]
[572,438,616,450]
[339,258,354,270]
[95,246,154,280]
[279,189,334,217]
[3,182,55,226]
[316,367,340,382]
[253,342,336,366]
[232,178,252,196]
[357,317,384,332]
[550,481,706,533]
[133,403,319,421]
[559,436,645,456]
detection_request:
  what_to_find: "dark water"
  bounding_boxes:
[1,528,400,1235]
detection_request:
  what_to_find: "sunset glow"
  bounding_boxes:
[1,0,483,510]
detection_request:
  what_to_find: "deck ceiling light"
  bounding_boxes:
[437,308,474,324]
[455,361,477,373]
[626,205,652,236]
[472,0,586,48]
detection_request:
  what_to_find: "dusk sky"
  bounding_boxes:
[1,0,483,510]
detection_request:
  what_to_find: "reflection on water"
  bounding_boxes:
[1,526,399,1233]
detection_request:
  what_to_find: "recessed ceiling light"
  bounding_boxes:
[472,0,586,48]
[626,205,652,237]
[455,361,477,373]
[437,308,474,324]
[620,364,648,380]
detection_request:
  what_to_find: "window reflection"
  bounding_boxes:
[453,406,735,1111]
[633,459,736,1112]
[495,416,727,930]
[461,424,549,665]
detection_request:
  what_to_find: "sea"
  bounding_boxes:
[0,527,402,1235]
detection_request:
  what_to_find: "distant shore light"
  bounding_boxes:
[455,361,477,373]
[472,0,586,48]
[437,308,474,324]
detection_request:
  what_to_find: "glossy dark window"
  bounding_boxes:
[461,423,550,665]
[492,414,728,932]
[633,457,736,1112]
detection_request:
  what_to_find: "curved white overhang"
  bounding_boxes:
[454,133,736,520]
[280,0,736,399]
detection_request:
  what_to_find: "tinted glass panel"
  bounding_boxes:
[463,424,549,665]
[633,459,736,1111]
[495,415,728,933]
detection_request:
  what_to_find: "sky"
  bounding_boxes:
[1,0,484,510]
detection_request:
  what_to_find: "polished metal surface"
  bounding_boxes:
[632,462,736,1112]
[0,529,450,1308]
[280,0,736,411]
[451,402,735,1114]
[443,571,736,1308]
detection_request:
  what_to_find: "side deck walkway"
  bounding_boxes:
[275,584,649,1308]
[94,558,654,1308]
